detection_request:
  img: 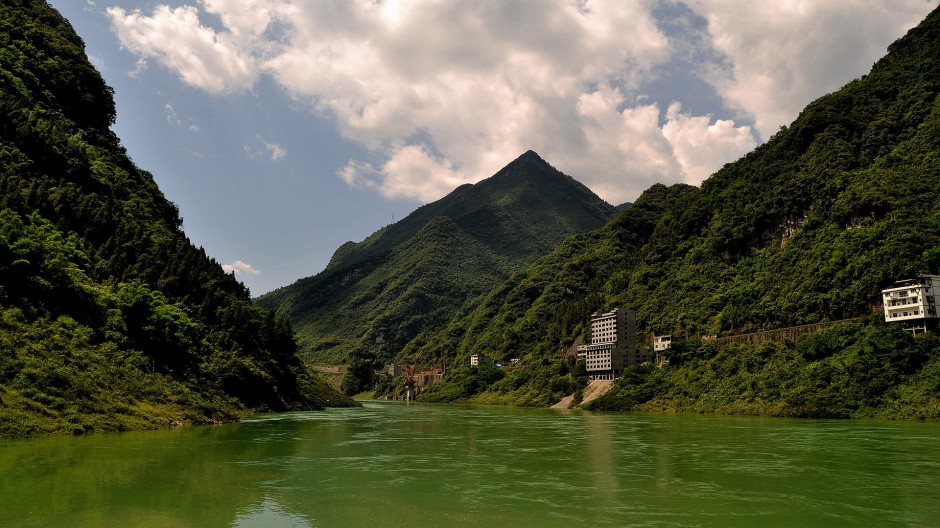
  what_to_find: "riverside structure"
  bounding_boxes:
[577,308,647,380]
[882,275,940,334]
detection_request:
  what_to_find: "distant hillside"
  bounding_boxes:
[256,151,616,364]
[416,5,940,417]
[0,0,354,439]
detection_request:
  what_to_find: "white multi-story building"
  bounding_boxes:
[883,275,940,334]
[653,335,674,353]
[470,353,488,366]
[577,308,646,380]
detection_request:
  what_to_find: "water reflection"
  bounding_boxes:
[233,498,312,528]
[583,413,620,499]
[2,403,940,527]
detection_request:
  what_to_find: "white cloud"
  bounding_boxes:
[222,260,261,275]
[264,140,288,162]
[107,5,258,93]
[107,1,936,204]
[550,88,755,199]
[662,103,756,185]
[108,1,682,203]
[88,54,105,71]
[339,145,464,202]
[128,57,148,78]
[687,0,938,139]
[244,136,287,162]
[571,88,681,199]
[164,103,200,132]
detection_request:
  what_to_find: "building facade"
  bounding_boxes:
[577,308,647,380]
[470,353,488,366]
[653,335,684,364]
[413,369,444,388]
[883,275,940,334]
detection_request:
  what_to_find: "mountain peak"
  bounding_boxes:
[517,149,545,162]
[496,150,551,177]
[257,149,617,362]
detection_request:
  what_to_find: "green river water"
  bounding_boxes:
[1,401,939,527]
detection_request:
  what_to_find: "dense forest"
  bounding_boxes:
[0,0,354,439]
[410,5,940,417]
[6,0,939,429]
[256,151,616,370]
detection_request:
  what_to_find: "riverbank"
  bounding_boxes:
[413,321,940,420]
[552,379,613,409]
[584,323,940,420]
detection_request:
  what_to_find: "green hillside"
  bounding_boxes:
[416,6,940,417]
[256,151,616,366]
[0,0,355,439]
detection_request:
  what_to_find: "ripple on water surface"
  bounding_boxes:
[3,402,940,527]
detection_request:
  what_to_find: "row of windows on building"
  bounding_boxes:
[887,297,920,307]
[882,276,940,334]
[889,311,921,317]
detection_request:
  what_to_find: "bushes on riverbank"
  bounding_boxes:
[586,322,940,419]
[419,355,588,407]
[414,320,940,420]
[0,303,355,439]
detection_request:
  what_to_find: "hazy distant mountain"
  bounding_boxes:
[256,151,616,363]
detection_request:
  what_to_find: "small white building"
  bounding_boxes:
[882,275,940,334]
[653,335,683,364]
[653,335,675,353]
[470,353,488,366]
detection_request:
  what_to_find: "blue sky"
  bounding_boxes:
[49,0,937,295]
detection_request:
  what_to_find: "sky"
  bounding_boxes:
[49,0,938,295]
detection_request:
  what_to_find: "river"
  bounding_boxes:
[1,401,938,527]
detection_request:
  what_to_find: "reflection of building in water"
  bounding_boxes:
[576,308,648,380]
[882,275,940,334]
[233,498,314,528]
[584,413,620,499]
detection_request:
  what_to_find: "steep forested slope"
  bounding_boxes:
[0,0,354,438]
[256,151,616,364]
[417,6,940,415]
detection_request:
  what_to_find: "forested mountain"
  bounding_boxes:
[416,6,940,417]
[0,0,354,439]
[256,151,616,365]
